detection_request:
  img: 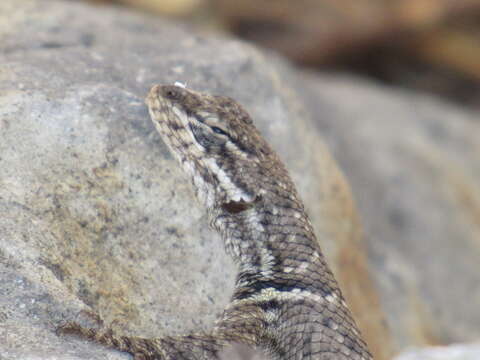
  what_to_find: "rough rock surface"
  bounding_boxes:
[301,73,480,350]
[394,343,480,360]
[0,0,388,359]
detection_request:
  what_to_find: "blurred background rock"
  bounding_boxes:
[88,0,480,110]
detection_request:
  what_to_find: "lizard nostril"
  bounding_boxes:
[166,90,177,98]
[161,86,181,100]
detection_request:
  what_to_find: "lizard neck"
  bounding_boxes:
[210,191,336,300]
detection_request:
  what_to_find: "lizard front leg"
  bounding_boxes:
[57,321,226,360]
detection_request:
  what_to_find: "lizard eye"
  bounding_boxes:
[211,126,229,136]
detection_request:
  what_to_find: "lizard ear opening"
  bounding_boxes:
[221,196,261,214]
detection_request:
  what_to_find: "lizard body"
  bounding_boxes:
[59,85,373,360]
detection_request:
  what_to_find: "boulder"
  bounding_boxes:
[302,72,480,350]
[0,0,388,358]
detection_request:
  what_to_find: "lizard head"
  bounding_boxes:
[146,84,289,212]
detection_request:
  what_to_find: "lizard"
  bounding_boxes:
[58,84,373,360]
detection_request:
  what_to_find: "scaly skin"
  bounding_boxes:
[58,85,373,360]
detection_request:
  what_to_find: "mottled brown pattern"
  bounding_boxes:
[58,85,373,359]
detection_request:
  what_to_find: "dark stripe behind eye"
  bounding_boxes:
[193,114,205,123]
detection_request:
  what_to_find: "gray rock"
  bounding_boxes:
[394,343,480,360]
[0,0,387,359]
[301,72,480,350]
